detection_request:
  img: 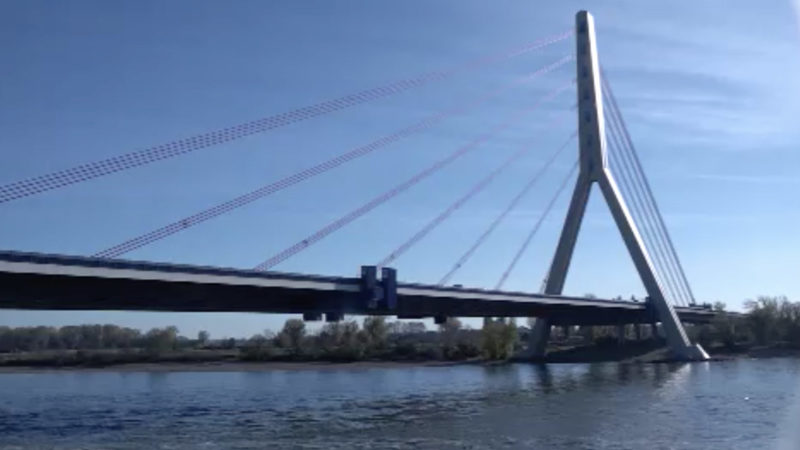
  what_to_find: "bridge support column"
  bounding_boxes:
[616,324,626,346]
[532,10,708,361]
[528,318,551,358]
[635,324,642,341]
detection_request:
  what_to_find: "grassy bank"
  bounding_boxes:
[0,348,239,368]
[0,348,488,372]
[4,340,799,372]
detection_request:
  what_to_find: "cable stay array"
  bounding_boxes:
[437,131,576,287]
[600,69,695,307]
[495,161,578,291]
[93,55,573,258]
[253,82,574,271]
[376,126,577,271]
[0,30,571,205]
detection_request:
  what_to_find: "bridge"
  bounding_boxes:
[0,250,715,326]
[0,11,715,360]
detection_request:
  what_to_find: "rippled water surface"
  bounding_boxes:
[2,359,800,449]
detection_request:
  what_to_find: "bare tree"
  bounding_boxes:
[363,316,388,351]
[197,330,210,346]
[278,319,307,355]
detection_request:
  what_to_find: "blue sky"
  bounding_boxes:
[1,0,799,338]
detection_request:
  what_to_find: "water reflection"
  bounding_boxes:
[145,371,169,390]
[532,364,553,392]
[654,363,692,401]
[776,373,800,450]
[1,360,798,450]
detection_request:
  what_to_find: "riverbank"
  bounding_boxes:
[2,342,798,373]
[0,348,481,373]
[0,359,472,373]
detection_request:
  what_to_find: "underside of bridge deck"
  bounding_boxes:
[0,251,715,326]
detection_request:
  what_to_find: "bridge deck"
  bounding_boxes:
[0,251,715,326]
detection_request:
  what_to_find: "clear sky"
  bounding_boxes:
[1,0,799,338]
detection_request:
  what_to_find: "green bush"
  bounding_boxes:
[481,319,517,360]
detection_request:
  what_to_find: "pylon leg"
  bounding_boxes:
[597,172,708,360]
[528,172,592,357]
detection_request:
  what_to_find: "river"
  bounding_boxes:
[1,359,799,449]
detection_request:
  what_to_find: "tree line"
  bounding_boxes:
[0,324,181,353]
[693,296,800,350]
[0,317,519,363]
[2,295,796,366]
[241,316,518,362]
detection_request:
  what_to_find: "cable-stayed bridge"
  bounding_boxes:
[0,11,714,360]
